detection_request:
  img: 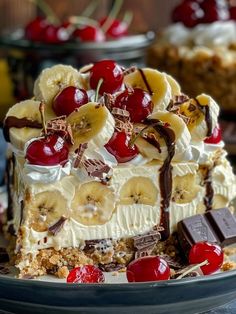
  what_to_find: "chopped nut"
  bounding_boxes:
[57,266,69,278]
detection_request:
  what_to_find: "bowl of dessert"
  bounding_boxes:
[0,0,154,104]
[147,0,236,115]
[1,58,236,313]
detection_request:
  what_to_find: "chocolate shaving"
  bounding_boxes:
[103,93,115,111]
[73,143,88,168]
[133,230,161,258]
[174,94,189,105]
[0,265,10,275]
[112,107,130,119]
[46,116,74,144]
[83,159,111,179]
[48,216,67,236]
[0,248,9,263]
[115,118,133,136]
[98,262,125,272]
[160,254,187,270]
[123,66,137,76]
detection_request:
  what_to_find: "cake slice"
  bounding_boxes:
[3,61,236,278]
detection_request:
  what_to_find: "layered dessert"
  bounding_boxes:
[3,60,236,278]
[147,0,236,113]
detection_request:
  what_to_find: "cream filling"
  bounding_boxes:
[15,158,236,257]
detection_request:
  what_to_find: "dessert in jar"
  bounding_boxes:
[147,0,236,113]
[2,59,236,280]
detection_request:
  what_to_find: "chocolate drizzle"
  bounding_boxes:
[138,69,153,95]
[146,120,176,240]
[48,216,67,236]
[203,166,214,211]
[3,116,42,142]
[194,98,212,137]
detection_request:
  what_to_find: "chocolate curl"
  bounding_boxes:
[103,93,115,111]
[73,143,88,168]
[115,119,133,136]
[46,116,74,145]
[111,107,130,120]
[174,94,189,105]
[83,159,111,179]
[48,216,67,236]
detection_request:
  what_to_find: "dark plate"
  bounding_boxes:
[0,269,236,314]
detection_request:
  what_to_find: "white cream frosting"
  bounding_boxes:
[23,161,71,184]
[162,21,236,47]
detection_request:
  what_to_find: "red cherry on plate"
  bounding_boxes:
[114,88,153,123]
[52,86,88,116]
[204,125,222,144]
[172,1,204,27]
[105,131,138,163]
[67,265,105,283]
[89,60,124,95]
[126,256,170,282]
[26,134,69,166]
[25,16,48,42]
[73,25,105,42]
[99,17,128,38]
[42,24,70,44]
[189,242,224,275]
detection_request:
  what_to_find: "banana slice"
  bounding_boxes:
[172,174,201,204]
[33,64,82,106]
[67,102,115,150]
[27,190,68,232]
[124,68,172,112]
[71,181,116,225]
[179,94,219,142]
[119,177,158,205]
[164,73,181,97]
[4,99,55,151]
[134,111,191,161]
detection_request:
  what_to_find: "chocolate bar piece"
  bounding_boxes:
[177,208,236,255]
[205,208,236,247]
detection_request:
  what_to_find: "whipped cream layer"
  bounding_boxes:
[162,21,236,47]
[13,155,236,256]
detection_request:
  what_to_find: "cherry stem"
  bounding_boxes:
[95,78,104,102]
[101,0,123,33]
[69,16,99,27]
[176,259,208,280]
[29,0,60,25]
[81,0,99,17]
[122,11,133,28]
[39,102,47,135]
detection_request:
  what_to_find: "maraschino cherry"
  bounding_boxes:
[126,256,170,282]
[200,0,229,23]
[26,134,69,166]
[25,16,48,42]
[67,265,105,283]
[52,86,88,116]
[99,17,128,38]
[42,24,70,44]
[189,242,224,275]
[26,103,69,166]
[73,25,105,42]
[90,60,124,95]
[204,125,222,144]
[105,131,138,163]
[172,1,204,27]
[114,88,153,123]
